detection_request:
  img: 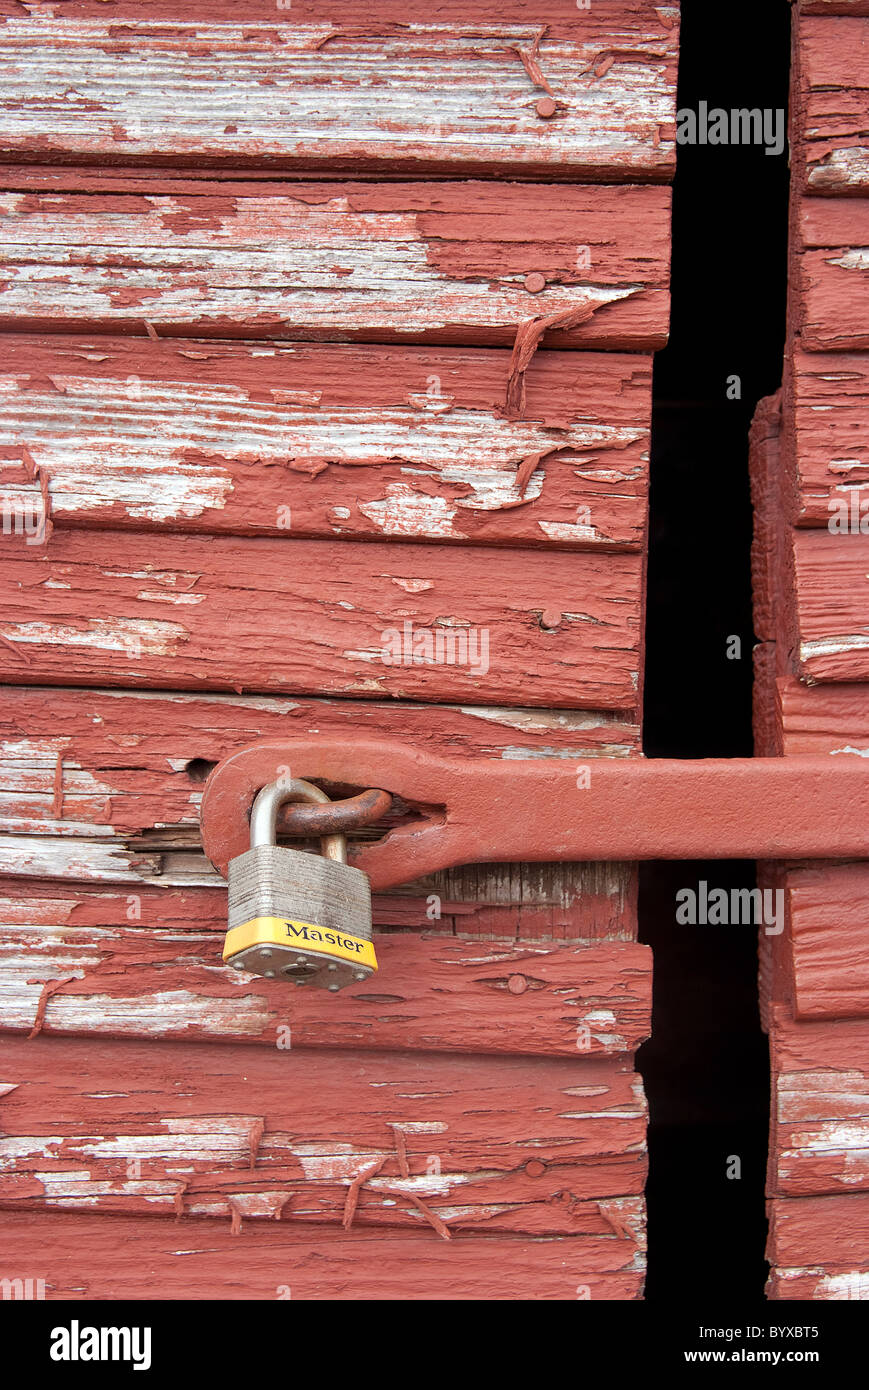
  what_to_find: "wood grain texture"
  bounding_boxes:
[769,1006,869,1198]
[752,393,869,1299]
[0,913,651,1058]
[0,183,671,349]
[760,15,869,1298]
[0,9,678,181]
[791,528,869,682]
[784,347,869,524]
[799,1,869,19]
[0,1208,643,1299]
[749,392,788,654]
[0,335,651,550]
[795,198,869,351]
[768,1194,869,1269]
[767,1195,869,1300]
[0,869,637,944]
[0,0,664,1302]
[0,529,644,709]
[750,401,869,685]
[795,17,869,194]
[788,864,869,1020]
[0,685,639,941]
[757,860,869,1027]
[768,1264,869,1299]
[750,398,869,757]
[0,1035,647,1236]
[776,672,869,755]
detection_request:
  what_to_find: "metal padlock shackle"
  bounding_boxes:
[224,775,376,990]
[249,778,347,863]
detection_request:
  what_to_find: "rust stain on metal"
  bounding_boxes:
[280,788,392,838]
[342,1155,388,1231]
[52,756,64,820]
[248,1118,264,1170]
[26,976,76,1039]
[508,25,557,99]
[390,1124,411,1180]
[385,1189,453,1240]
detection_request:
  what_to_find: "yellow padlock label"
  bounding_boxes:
[223,916,377,970]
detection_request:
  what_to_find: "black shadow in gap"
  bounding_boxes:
[639,0,790,1300]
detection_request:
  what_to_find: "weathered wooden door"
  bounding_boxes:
[752,0,869,1302]
[0,1,678,1299]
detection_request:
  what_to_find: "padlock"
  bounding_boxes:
[222,778,376,991]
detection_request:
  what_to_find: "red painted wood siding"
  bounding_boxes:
[0,337,651,549]
[752,4,869,1296]
[0,2,678,1299]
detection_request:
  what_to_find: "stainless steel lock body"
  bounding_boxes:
[223,779,376,990]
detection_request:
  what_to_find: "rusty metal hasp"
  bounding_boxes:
[201,740,869,891]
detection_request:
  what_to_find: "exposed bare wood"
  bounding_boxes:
[0,11,679,182]
[0,685,639,939]
[795,17,869,194]
[0,336,651,549]
[795,198,869,351]
[0,1035,648,1236]
[784,347,869,524]
[767,1194,869,1298]
[0,183,671,349]
[768,1264,869,1299]
[0,867,637,946]
[769,1005,869,1198]
[791,529,869,682]
[750,394,869,686]
[0,913,651,1058]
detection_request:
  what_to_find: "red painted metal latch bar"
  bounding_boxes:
[200,741,869,890]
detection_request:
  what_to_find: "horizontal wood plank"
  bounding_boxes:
[768,1264,869,1299]
[0,871,638,944]
[751,400,869,685]
[767,1194,869,1270]
[788,864,869,1020]
[0,1035,647,1236]
[799,1,869,17]
[767,1194,869,1299]
[796,18,869,194]
[769,1006,869,1197]
[785,347,869,524]
[791,529,869,682]
[0,685,641,830]
[0,11,678,181]
[0,184,671,349]
[0,1208,643,1299]
[776,673,869,755]
[0,686,639,939]
[795,198,869,351]
[0,336,651,549]
[0,915,651,1058]
[0,530,644,708]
